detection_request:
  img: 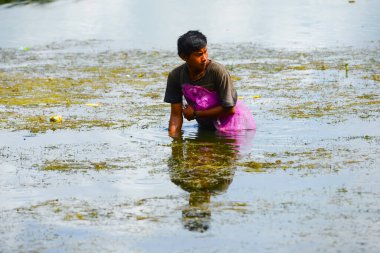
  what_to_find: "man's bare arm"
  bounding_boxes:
[182,105,235,121]
[168,103,183,137]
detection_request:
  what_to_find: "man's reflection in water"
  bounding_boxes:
[168,129,255,232]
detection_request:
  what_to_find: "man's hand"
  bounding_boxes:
[182,105,195,121]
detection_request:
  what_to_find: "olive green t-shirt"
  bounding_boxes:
[164,60,237,107]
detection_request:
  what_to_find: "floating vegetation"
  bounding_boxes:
[239,147,369,173]
[1,40,379,253]
[0,74,97,106]
[371,74,380,82]
[20,116,119,133]
[356,93,378,100]
[239,160,283,173]
[212,201,251,214]
[270,97,380,120]
[0,42,379,133]
[0,46,175,132]
[41,159,118,171]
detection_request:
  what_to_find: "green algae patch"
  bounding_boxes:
[212,201,251,214]
[0,74,98,107]
[41,160,88,171]
[373,74,380,82]
[0,111,131,132]
[286,65,308,71]
[135,215,160,222]
[337,187,348,193]
[231,75,242,81]
[272,96,380,120]
[41,159,118,171]
[15,197,104,222]
[239,147,367,174]
[239,160,282,173]
[143,92,161,99]
[356,93,378,100]
[363,74,380,82]
[63,211,99,221]
[283,147,332,160]
[287,102,333,119]
[25,117,117,133]
[16,199,60,213]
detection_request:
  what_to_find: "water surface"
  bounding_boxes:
[0,0,379,49]
[0,1,380,253]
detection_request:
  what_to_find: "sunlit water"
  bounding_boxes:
[0,0,379,50]
[1,1,380,253]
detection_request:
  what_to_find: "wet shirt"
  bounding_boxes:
[164,61,237,107]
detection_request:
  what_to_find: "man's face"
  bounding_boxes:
[186,47,209,72]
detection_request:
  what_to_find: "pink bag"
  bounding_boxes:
[182,84,256,132]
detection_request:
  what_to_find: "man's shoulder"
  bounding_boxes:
[207,60,229,76]
[208,60,228,73]
[169,63,187,77]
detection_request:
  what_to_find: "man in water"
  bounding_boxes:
[164,30,238,137]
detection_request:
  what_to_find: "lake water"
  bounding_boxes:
[0,0,379,50]
[0,1,379,253]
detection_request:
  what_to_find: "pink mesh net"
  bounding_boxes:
[182,84,256,132]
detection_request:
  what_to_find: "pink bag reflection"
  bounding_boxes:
[182,84,256,132]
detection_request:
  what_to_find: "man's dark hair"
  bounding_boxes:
[177,30,207,57]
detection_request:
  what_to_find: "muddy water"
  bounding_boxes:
[1,1,380,253]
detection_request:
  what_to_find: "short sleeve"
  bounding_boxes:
[164,71,183,104]
[214,64,237,107]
